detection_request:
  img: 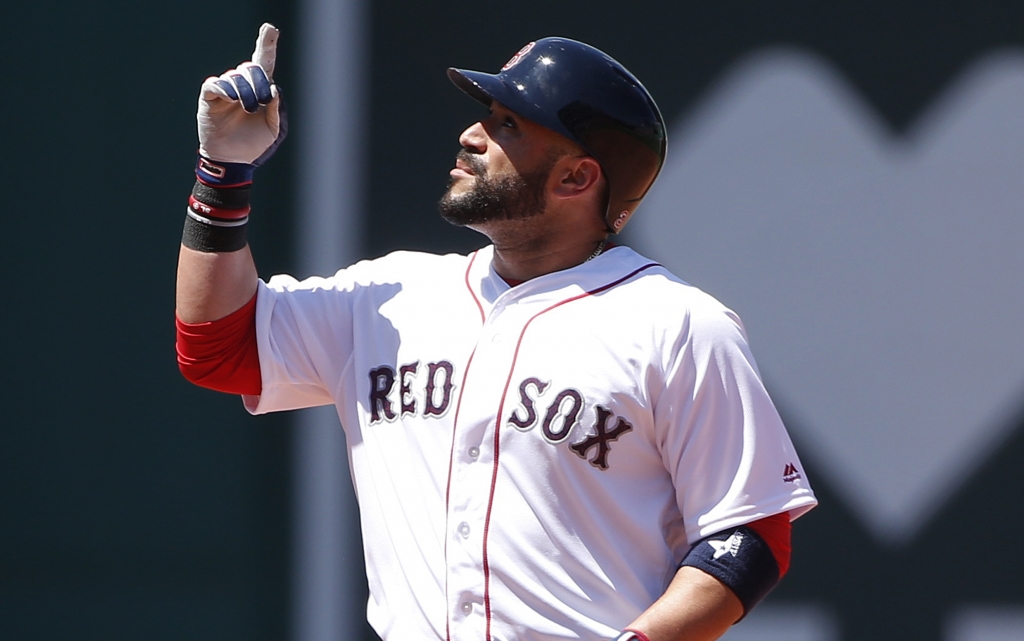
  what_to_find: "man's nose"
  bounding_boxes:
[458,121,487,153]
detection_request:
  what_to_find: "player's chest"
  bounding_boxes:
[361,290,657,465]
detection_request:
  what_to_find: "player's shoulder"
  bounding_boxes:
[265,248,475,291]
[348,248,474,278]
[609,246,746,338]
[609,246,734,311]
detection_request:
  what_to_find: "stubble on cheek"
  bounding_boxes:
[438,151,552,226]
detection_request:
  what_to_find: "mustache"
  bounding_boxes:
[456,149,487,176]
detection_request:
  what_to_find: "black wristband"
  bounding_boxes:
[182,211,248,253]
[192,180,251,210]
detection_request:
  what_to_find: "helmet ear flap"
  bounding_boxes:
[578,125,664,231]
[449,37,667,233]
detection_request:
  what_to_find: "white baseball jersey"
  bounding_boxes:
[244,244,816,641]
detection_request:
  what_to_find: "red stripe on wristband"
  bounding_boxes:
[188,195,251,221]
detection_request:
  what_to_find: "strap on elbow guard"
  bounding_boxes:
[680,525,780,616]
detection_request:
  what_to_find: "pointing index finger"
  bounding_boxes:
[251,23,279,81]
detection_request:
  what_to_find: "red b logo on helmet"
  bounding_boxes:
[502,42,536,71]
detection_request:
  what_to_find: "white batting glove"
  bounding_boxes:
[197,23,286,166]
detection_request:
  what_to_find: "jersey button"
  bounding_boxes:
[460,601,473,615]
[491,333,504,343]
[458,522,471,538]
[468,446,480,460]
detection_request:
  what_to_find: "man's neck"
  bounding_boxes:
[489,235,608,282]
[468,204,610,283]
[496,239,609,287]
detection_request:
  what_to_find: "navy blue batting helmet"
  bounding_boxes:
[448,37,667,233]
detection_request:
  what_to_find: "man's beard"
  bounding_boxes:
[438,151,551,226]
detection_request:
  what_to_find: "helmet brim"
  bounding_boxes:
[448,68,505,108]
[447,67,580,150]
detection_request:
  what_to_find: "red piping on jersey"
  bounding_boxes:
[464,250,486,325]
[479,262,660,641]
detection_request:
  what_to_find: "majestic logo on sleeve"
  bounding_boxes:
[368,361,455,423]
[507,376,633,470]
[783,462,803,483]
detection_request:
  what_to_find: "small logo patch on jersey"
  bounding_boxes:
[502,42,535,71]
[708,531,745,559]
[783,462,802,483]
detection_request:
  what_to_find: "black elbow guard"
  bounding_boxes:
[679,525,780,617]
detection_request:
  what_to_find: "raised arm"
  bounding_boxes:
[175,23,285,323]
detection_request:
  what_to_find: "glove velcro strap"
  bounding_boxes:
[679,525,780,618]
[196,155,255,187]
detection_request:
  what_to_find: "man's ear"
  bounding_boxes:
[551,156,603,200]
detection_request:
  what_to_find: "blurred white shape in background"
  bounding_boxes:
[721,604,839,641]
[946,606,1024,641]
[292,0,368,639]
[629,48,1024,546]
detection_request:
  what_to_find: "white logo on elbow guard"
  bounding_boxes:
[708,531,745,559]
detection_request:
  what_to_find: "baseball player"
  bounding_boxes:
[176,24,817,641]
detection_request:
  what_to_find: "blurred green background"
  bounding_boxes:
[2,1,1022,640]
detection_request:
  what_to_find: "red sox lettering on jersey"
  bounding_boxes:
[245,245,817,640]
[506,376,634,469]
[368,364,635,470]
[368,361,457,421]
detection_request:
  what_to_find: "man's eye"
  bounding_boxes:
[503,117,517,129]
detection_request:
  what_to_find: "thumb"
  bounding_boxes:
[251,22,279,81]
[265,85,282,135]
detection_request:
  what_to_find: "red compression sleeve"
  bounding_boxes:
[746,512,792,577]
[176,293,261,395]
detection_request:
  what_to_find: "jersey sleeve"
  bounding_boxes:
[654,297,816,544]
[242,272,357,415]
